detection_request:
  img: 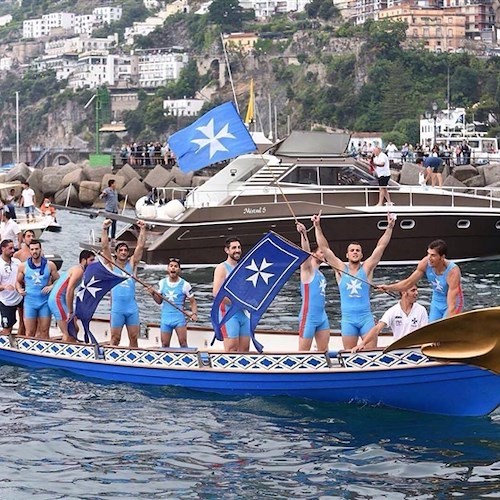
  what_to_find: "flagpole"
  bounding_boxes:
[97,252,193,319]
[220,33,239,113]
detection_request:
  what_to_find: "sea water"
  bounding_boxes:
[0,210,498,498]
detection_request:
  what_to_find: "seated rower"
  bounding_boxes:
[351,285,428,352]
[48,250,95,342]
[149,257,198,348]
[40,198,57,220]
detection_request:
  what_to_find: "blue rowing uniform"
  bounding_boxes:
[158,277,193,333]
[110,261,139,328]
[338,264,375,336]
[426,261,464,321]
[48,271,69,321]
[299,270,329,339]
[218,262,250,339]
[24,258,51,319]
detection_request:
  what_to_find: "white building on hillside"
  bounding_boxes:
[137,48,188,87]
[0,14,12,27]
[45,34,118,57]
[32,53,79,80]
[74,14,96,35]
[93,6,123,25]
[163,98,205,117]
[23,12,75,38]
[0,57,12,71]
[239,0,311,18]
[124,17,164,44]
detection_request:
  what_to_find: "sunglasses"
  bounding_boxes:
[169,258,180,263]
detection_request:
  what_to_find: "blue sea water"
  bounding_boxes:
[0,210,498,498]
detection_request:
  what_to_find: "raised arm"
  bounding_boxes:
[101,219,113,266]
[130,221,147,270]
[363,215,395,274]
[312,214,344,270]
[297,221,313,277]
[381,257,427,293]
[445,266,462,317]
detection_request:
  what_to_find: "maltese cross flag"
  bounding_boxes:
[168,102,257,173]
[211,232,309,351]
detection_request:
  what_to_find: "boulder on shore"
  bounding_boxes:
[101,173,127,191]
[6,163,31,183]
[143,165,174,189]
[79,180,101,205]
[120,177,149,206]
[55,184,81,207]
[61,168,85,188]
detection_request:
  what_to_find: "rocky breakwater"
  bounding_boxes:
[394,160,500,195]
[0,162,210,209]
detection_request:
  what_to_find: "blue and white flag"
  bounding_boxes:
[168,101,257,173]
[67,259,127,344]
[210,232,309,351]
[456,113,465,124]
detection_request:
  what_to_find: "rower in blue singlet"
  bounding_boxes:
[212,238,251,352]
[16,239,59,339]
[313,212,396,350]
[426,259,463,321]
[150,258,198,348]
[101,219,147,347]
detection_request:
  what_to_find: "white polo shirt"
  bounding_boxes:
[0,219,21,249]
[0,257,22,306]
[380,302,428,340]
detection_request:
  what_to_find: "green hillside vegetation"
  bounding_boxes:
[0,0,499,148]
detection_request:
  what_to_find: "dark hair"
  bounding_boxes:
[310,242,319,252]
[114,242,129,252]
[224,237,241,248]
[108,179,115,187]
[79,250,95,261]
[2,211,12,220]
[23,229,35,238]
[169,257,181,268]
[416,158,423,164]
[1,239,13,249]
[348,241,362,248]
[29,239,41,248]
[428,239,447,256]
[22,182,29,187]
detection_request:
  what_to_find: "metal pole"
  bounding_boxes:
[15,91,20,164]
[220,33,239,113]
[95,90,100,155]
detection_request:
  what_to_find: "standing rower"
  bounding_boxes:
[48,250,96,342]
[101,218,146,347]
[16,239,59,339]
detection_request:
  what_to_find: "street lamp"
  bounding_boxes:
[431,101,438,148]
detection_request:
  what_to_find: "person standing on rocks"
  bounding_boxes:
[100,179,119,243]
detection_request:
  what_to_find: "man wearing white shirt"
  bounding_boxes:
[20,182,36,222]
[351,285,428,352]
[0,211,22,250]
[0,239,24,335]
[372,146,392,206]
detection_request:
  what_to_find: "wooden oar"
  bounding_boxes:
[384,307,500,374]
[97,251,193,319]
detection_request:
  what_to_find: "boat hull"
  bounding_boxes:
[106,210,500,266]
[0,336,498,417]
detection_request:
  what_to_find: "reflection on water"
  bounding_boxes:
[9,210,495,498]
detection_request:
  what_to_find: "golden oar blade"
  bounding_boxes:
[384,307,500,374]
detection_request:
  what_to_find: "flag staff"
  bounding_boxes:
[97,251,193,319]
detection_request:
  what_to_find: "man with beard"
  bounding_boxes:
[212,237,250,352]
[101,218,146,347]
[48,250,96,343]
[0,239,25,335]
[313,213,395,350]
[149,257,198,348]
[16,239,59,339]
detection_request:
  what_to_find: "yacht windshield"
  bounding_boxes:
[280,165,377,186]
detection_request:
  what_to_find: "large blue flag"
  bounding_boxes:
[67,259,128,344]
[168,101,257,173]
[210,232,309,351]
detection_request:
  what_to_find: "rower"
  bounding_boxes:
[48,250,96,343]
[101,218,146,348]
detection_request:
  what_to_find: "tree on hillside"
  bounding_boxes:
[208,0,254,32]
[305,0,340,20]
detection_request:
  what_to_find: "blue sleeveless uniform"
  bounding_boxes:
[24,258,52,319]
[110,261,139,328]
[299,270,329,339]
[338,264,375,336]
[426,261,464,321]
[48,271,69,321]
[218,262,250,339]
[158,277,193,333]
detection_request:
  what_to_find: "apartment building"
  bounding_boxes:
[136,48,188,87]
[163,98,205,117]
[23,12,74,38]
[223,32,259,53]
[378,3,466,51]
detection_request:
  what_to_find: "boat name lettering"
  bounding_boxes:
[243,207,267,215]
